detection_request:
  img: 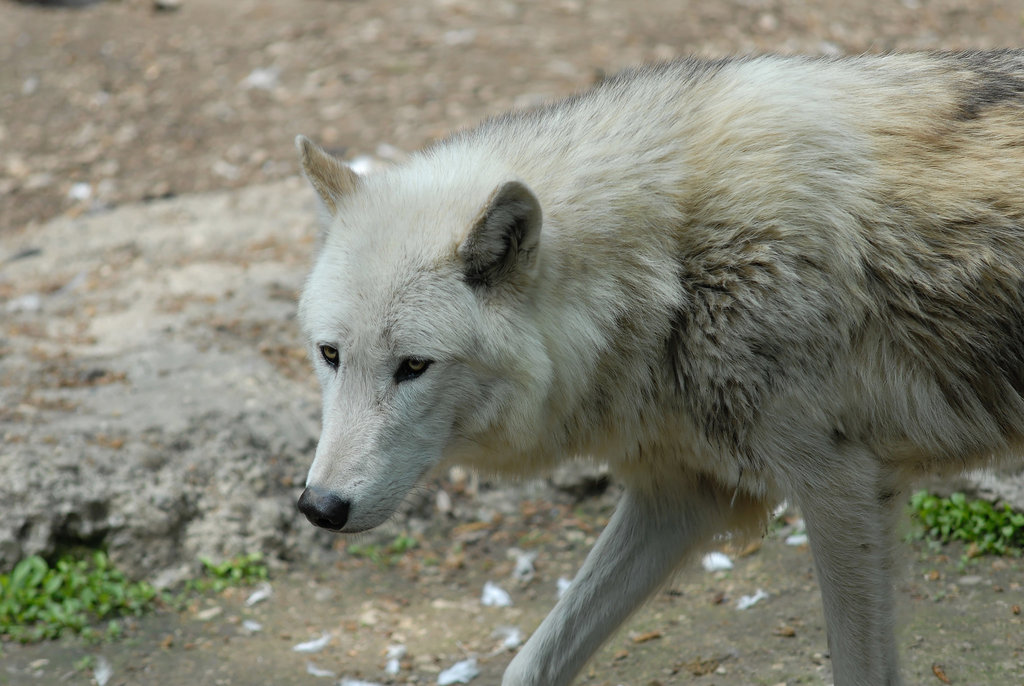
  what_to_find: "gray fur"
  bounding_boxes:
[296,52,1024,686]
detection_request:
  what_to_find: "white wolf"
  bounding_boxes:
[295,52,1024,686]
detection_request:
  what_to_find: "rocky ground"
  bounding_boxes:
[3,0,1024,684]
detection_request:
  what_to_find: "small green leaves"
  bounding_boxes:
[0,552,156,643]
[909,490,1024,557]
[1,550,271,643]
[348,533,418,567]
[190,552,269,594]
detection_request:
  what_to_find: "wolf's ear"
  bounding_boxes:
[295,135,359,216]
[459,181,542,288]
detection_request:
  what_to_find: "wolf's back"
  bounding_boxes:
[435,52,1024,465]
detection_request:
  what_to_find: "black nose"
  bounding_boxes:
[297,486,351,531]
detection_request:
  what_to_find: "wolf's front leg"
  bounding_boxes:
[501,480,740,686]
[795,443,904,686]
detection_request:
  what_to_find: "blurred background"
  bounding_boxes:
[3,0,1024,234]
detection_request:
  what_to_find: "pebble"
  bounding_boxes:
[481,581,512,607]
[93,657,113,686]
[438,658,479,685]
[701,552,733,571]
[292,632,331,653]
[6,294,42,313]
[508,547,538,583]
[757,13,779,32]
[736,588,769,610]
[493,626,522,650]
[240,68,280,92]
[68,182,93,201]
[245,582,272,606]
[385,644,407,675]
[436,488,453,514]
[195,606,222,621]
[305,661,336,678]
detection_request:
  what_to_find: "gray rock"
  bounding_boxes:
[0,179,328,578]
[921,465,1024,512]
[549,460,611,499]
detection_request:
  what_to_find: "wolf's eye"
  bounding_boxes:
[394,358,432,383]
[319,344,339,369]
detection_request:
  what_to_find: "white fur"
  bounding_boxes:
[297,53,1024,686]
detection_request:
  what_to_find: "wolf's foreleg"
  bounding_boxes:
[501,481,735,686]
[795,442,904,686]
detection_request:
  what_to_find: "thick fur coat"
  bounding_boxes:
[294,52,1024,686]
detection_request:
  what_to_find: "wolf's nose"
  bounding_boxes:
[297,486,350,530]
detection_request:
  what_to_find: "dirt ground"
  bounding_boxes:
[2,499,1023,686]
[3,0,1024,684]
[4,0,1024,235]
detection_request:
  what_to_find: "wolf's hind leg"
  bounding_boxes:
[501,477,762,686]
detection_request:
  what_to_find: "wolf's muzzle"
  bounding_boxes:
[297,486,350,531]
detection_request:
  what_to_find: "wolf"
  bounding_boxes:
[293,51,1024,686]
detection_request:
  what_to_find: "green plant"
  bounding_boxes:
[909,491,1024,557]
[73,654,95,672]
[191,552,269,593]
[0,552,157,643]
[348,534,417,567]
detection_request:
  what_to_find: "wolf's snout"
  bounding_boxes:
[297,486,350,531]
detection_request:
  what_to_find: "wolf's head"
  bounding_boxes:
[293,136,552,533]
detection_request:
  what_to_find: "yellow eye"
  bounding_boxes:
[319,344,339,368]
[395,358,431,382]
